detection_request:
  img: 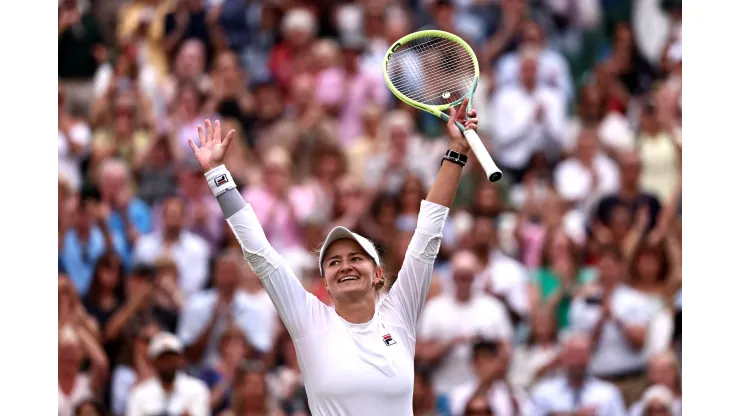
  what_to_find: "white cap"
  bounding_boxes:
[318,226,380,276]
[148,332,184,359]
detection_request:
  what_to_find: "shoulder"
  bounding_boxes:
[185,290,217,311]
[531,376,565,397]
[423,295,451,313]
[130,378,158,397]
[493,252,528,279]
[182,231,209,250]
[588,377,622,398]
[182,374,210,395]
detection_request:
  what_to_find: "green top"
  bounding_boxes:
[532,267,596,330]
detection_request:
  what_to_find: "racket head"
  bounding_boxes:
[383,30,480,120]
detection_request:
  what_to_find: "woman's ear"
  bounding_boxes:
[374,266,384,285]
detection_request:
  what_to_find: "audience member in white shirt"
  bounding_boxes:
[467,214,531,324]
[644,350,682,411]
[628,385,679,416]
[448,339,533,416]
[177,252,275,367]
[133,196,211,297]
[530,334,627,416]
[126,332,210,416]
[554,127,621,216]
[508,307,561,390]
[417,251,513,399]
[491,48,567,182]
[496,20,574,102]
[58,325,109,416]
[569,245,654,405]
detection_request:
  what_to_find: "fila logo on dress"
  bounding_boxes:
[382,334,396,346]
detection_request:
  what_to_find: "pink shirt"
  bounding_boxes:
[314,67,388,147]
[243,186,317,252]
[519,222,548,269]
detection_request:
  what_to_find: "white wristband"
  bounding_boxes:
[204,165,236,197]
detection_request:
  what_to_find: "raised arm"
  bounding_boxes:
[381,100,478,331]
[188,120,328,340]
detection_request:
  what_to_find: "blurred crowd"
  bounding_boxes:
[58,0,682,415]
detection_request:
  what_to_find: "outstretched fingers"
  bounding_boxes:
[214,120,222,142]
[205,119,214,142]
[456,98,469,122]
[188,138,199,153]
[197,124,206,146]
[222,129,236,150]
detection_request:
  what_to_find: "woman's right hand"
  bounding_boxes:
[188,119,236,172]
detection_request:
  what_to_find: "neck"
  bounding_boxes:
[163,228,180,243]
[567,374,586,388]
[160,377,176,393]
[335,296,376,324]
[473,246,490,265]
[219,289,236,302]
[454,290,472,303]
[620,184,638,198]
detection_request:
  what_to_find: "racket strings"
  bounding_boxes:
[386,36,476,106]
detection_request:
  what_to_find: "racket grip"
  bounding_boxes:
[463,130,503,182]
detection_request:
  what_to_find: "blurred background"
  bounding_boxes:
[58,0,681,415]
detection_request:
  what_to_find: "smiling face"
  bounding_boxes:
[321,239,381,304]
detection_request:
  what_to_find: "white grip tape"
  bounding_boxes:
[205,165,237,197]
[464,129,502,180]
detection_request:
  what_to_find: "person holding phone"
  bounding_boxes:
[187,97,478,415]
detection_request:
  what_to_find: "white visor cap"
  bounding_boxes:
[318,226,380,276]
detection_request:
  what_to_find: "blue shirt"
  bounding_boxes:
[60,227,128,296]
[106,198,152,268]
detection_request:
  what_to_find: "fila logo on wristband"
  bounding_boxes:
[214,174,229,186]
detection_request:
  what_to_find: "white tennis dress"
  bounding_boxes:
[227,199,449,416]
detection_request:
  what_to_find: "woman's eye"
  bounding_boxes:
[352,256,361,262]
[330,260,339,267]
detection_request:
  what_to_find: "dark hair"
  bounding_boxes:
[629,241,670,284]
[84,251,125,306]
[130,263,156,281]
[472,339,500,357]
[541,231,583,269]
[370,192,401,221]
[176,78,206,108]
[597,243,624,263]
[74,399,110,416]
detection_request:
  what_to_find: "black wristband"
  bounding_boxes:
[441,149,468,167]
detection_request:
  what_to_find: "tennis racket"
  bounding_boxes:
[383,30,503,182]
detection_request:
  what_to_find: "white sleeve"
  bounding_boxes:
[176,299,209,346]
[124,389,143,416]
[528,384,552,416]
[380,200,449,334]
[110,367,136,416]
[226,205,330,340]
[191,382,211,416]
[605,385,628,416]
[543,91,568,144]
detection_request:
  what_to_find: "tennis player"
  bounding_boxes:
[187,98,478,415]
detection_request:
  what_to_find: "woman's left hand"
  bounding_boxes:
[446,97,478,155]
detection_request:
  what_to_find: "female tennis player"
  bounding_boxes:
[188,98,478,416]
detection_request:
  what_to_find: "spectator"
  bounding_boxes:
[448,338,532,416]
[529,230,595,330]
[163,0,225,65]
[643,351,682,412]
[314,33,388,146]
[97,158,153,257]
[162,38,209,107]
[496,20,573,102]
[109,318,161,415]
[593,151,662,232]
[490,48,567,182]
[207,50,256,141]
[553,127,621,216]
[468,213,531,324]
[417,251,513,400]
[530,334,627,415]
[628,385,677,416]
[59,85,93,192]
[59,0,107,113]
[177,252,274,367]
[116,0,171,82]
[60,191,128,296]
[508,307,560,390]
[269,8,317,92]
[219,361,277,416]
[198,325,253,414]
[412,368,438,416]
[59,325,110,416]
[74,399,110,416]
[268,330,310,414]
[569,245,654,405]
[634,98,680,203]
[135,134,179,206]
[243,146,318,252]
[347,104,384,181]
[133,195,211,296]
[126,332,210,415]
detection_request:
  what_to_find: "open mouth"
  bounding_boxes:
[338,275,360,284]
